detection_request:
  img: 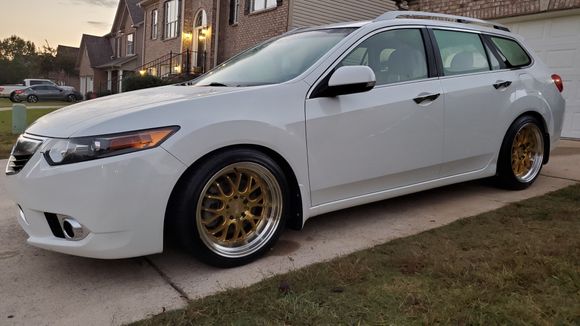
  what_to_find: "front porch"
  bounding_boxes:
[137,49,206,81]
[95,56,139,94]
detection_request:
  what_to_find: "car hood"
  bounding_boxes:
[26,85,242,138]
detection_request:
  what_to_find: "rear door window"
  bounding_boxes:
[489,36,531,68]
[432,29,490,76]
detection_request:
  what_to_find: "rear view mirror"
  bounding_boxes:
[323,66,376,97]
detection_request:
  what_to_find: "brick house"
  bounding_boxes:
[77,0,145,97]
[408,0,580,138]
[137,0,398,76]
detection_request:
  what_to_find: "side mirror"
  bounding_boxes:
[323,66,376,97]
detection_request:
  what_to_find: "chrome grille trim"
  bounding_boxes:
[5,135,44,175]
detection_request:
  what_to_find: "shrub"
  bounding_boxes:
[122,75,167,92]
[85,91,96,100]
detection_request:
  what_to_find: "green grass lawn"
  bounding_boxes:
[0,108,58,158]
[135,184,580,326]
[0,97,70,108]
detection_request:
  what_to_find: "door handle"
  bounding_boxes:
[493,80,512,89]
[413,93,441,105]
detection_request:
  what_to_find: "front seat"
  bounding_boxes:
[449,51,474,75]
[384,46,428,84]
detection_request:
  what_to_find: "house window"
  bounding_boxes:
[115,37,121,57]
[127,34,135,55]
[151,10,159,39]
[250,0,277,13]
[164,0,179,39]
[229,0,240,24]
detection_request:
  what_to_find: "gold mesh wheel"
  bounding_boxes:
[195,162,283,258]
[511,123,544,183]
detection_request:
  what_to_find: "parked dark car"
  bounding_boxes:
[14,85,82,103]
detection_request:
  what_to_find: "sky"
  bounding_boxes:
[0,0,120,49]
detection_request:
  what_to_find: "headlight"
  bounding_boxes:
[43,126,179,166]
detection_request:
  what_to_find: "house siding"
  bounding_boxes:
[290,0,397,28]
[407,0,580,20]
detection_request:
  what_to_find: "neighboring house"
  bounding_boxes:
[76,0,145,97]
[77,34,113,97]
[137,0,398,76]
[48,45,80,91]
[408,0,580,138]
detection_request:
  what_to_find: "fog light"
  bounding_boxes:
[57,215,88,241]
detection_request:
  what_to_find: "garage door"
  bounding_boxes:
[506,14,580,139]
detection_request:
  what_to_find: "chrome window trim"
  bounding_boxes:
[307,25,430,99]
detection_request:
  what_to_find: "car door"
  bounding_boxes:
[44,86,63,100]
[32,86,49,100]
[430,28,519,177]
[305,27,445,206]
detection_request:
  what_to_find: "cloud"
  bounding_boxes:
[65,0,119,7]
[87,21,111,28]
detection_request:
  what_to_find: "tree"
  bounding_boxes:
[38,41,57,78]
[0,35,36,60]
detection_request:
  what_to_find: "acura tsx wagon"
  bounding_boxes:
[5,11,565,267]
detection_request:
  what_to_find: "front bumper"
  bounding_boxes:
[4,143,187,259]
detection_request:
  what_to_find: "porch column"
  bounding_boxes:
[107,70,112,91]
[118,70,123,93]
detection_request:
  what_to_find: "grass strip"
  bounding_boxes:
[135,184,580,326]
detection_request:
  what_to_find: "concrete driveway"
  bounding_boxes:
[1,140,579,325]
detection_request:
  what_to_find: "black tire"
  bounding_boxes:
[496,115,545,190]
[27,95,39,103]
[9,93,21,103]
[66,94,77,103]
[170,148,290,267]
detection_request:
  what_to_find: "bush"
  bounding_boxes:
[122,75,167,92]
[85,91,96,100]
[96,89,113,98]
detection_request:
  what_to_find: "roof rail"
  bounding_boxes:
[376,11,510,32]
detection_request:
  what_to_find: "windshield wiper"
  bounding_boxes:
[202,82,230,87]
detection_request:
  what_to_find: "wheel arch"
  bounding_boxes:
[164,144,304,241]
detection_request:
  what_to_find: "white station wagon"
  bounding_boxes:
[5,11,565,267]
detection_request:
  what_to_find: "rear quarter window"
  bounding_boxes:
[490,37,531,68]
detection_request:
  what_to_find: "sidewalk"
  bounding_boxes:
[0,140,578,325]
[0,106,65,112]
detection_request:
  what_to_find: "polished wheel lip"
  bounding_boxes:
[195,162,283,259]
[511,123,544,183]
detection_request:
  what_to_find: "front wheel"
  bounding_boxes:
[27,95,39,103]
[171,149,290,267]
[496,115,545,190]
[66,94,77,103]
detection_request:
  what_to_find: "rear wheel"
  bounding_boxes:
[171,149,290,267]
[66,94,77,103]
[9,92,21,103]
[496,115,545,190]
[27,95,39,103]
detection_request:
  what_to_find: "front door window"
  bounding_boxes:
[193,10,208,72]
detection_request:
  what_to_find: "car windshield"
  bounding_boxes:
[193,28,356,87]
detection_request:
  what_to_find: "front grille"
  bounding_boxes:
[5,135,43,175]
